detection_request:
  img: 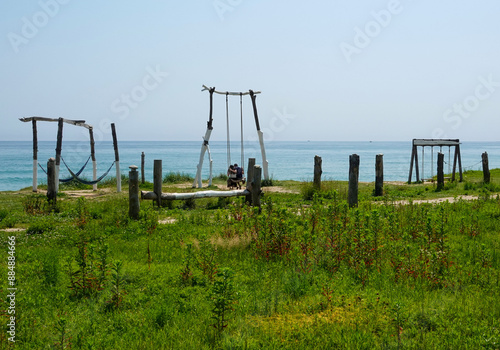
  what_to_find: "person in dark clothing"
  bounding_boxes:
[234,163,244,180]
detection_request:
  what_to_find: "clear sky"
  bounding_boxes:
[1,0,500,142]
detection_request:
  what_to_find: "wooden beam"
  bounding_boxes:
[111,123,121,192]
[141,189,250,201]
[19,116,92,129]
[202,85,261,96]
[412,139,460,147]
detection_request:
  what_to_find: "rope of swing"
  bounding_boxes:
[226,92,231,169]
[240,92,244,168]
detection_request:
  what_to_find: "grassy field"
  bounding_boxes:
[1,170,500,349]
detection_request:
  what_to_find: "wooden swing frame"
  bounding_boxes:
[192,85,270,188]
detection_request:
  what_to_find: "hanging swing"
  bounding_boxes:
[193,85,268,189]
[225,92,246,188]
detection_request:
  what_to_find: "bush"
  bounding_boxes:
[163,172,194,184]
[27,218,55,235]
[23,194,47,215]
[0,209,8,222]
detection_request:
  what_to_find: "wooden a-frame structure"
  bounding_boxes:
[408,139,463,183]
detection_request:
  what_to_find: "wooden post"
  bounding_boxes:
[55,118,63,191]
[32,120,38,192]
[89,127,97,191]
[375,154,383,196]
[141,152,145,184]
[482,152,490,184]
[313,155,322,191]
[348,154,359,208]
[111,123,121,192]
[249,90,269,180]
[252,165,262,210]
[154,159,162,207]
[47,158,57,207]
[457,145,463,182]
[437,152,444,190]
[245,158,256,205]
[129,165,140,219]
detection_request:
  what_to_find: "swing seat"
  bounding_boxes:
[227,177,245,189]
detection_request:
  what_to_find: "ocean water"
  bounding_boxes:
[0,141,499,192]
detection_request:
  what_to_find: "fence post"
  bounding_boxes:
[375,154,383,196]
[129,165,140,219]
[47,158,57,207]
[245,158,256,205]
[154,159,162,207]
[482,152,490,184]
[348,154,359,208]
[252,165,262,210]
[141,152,145,184]
[437,152,444,190]
[314,155,322,191]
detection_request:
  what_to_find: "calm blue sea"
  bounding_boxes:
[1,141,499,192]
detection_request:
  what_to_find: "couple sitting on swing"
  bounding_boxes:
[227,163,245,189]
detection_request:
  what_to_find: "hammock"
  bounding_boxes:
[61,157,116,185]
[38,156,91,182]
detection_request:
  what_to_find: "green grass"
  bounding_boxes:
[1,171,500,348]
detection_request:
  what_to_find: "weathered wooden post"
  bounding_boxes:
[245,158,256,205]
[252,165,262,210]
[47,158,57,207]
[375,154,383,196]
[141,152,145,184]
[32,119,38,192]
[348,154,359,208]
[89,127,97,191]
[129,165,140,219]
[482,152,490,184]
[437,152,444,190]
[55,118,64,191]
[111,123,121,192]
[154,159,162,207]
[313,155,322,191]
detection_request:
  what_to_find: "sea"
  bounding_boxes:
[1,141,499,192]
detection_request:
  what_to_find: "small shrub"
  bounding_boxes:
[163,172,194,184]
[301,182,316,200]
[0,209,8,222]
[261,177,275,187]
[184,198,196,210]
[106,260,126,310]
[42,251,60,287]
[27,218,55,235]
[23,194,46,215]
[210,268,237,338]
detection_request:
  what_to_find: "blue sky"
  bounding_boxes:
[1,0,500,142]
